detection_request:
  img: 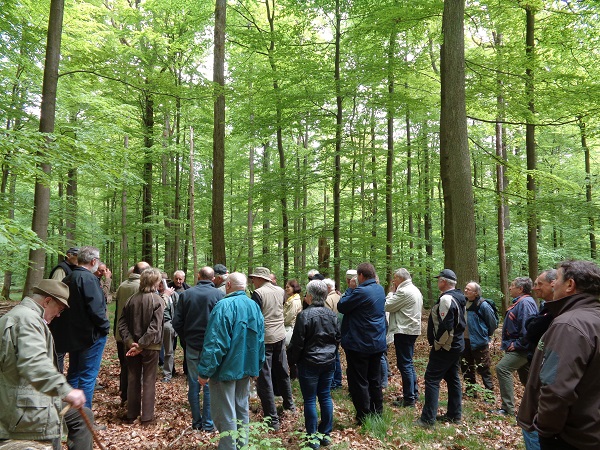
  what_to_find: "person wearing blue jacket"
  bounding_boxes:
[198,272,265,450]
[494,276,538,416]
[337,262,386,425]
[462,281,497,398]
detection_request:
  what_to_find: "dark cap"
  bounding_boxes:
[66,247,79,255]
[433,269,457,282]
[213,264,228,275]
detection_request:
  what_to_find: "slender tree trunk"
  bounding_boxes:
[439,0,478,284]
[262,142,270,263]
[212,0,227,265]
[248,143,254,274]
[23,0,65,297]
[525,6,538,279]
[370,110,377,257]
[579,117,597,259]
[406,105,414,263]
[121,135,129,283]
[333,0,342,288]
[189,127,198,283]
[141,90,154,265]
[385,28,396,289]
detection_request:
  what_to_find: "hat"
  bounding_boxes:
[313,273,325,280]
[346,269,357,277]
[33,279,70,308]
[249,267,272,282]
[433,269,457,282]
[66,247,79,255]
[214,264,228,275]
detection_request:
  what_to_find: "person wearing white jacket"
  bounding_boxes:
[385,268,423,407]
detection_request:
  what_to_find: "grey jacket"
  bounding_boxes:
[0,297,73,440]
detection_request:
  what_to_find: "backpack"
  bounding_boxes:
[474,298,499,333]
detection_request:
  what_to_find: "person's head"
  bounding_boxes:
[226,272,247,294]
[270,273,278,285]
[213,264,228,284]
[32,279,70,323]
[249,267,272,289]
[65,247,79,265]
[533,269,557,302]
[434,269,457,292]
[553,260,600,300]
[199,266,215,281]
[345,269,357,285]
[323,278,335,293]
[464,281,482,301]
[356,262,376,284]
[173,270,186,287]
[139,268,162,293]
[95,262,107,279]
[307,269,320,281]
[157,272,169,294]
[133,261,150,275]
[305,279,327,307]
[77,246,100,272]
[393,268,411,286]
[509,276,533,297]
[285,279,301,296]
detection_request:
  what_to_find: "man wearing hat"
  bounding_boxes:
[48,247,79,280]
[250,267,295,431]
[0,279,93,449]
[213,264,229,294]
[416,269,466,427]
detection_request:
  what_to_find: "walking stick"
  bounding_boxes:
[61,405,107,450]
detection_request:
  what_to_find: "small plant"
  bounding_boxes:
[210,419,285,449]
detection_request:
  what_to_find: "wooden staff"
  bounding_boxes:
[61,405,107,450]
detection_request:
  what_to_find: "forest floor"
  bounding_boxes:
[0,298,527,449]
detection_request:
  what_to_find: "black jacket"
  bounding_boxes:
[50,266,110,353]
[288,305,340,368]
[172,280,224,351]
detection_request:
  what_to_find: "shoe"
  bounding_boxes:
[162,377,171,383]
[392,399,415,408]
[330,384,342,390]
[320,435,332,447]
[141,419,156,427]
[436,414,461,424]
[95,383,105,391]
[121,416,136,424]
[93,423,107,431]
[414,418,434,428]
[490,409,511,416]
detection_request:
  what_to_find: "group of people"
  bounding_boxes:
[2,251,600,450]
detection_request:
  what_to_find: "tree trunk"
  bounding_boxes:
[333,0,342,288]
[385,28,396,289]
[23,0,65,297]
[141,89,154,265]
[579,117,596,259]
[211,0,227,266]
[189,127,198,283]
[439,0,478,284]
[525,6,538,280]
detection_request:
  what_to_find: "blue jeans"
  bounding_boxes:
[420,349,462,424]
[298,363,335,441]
[209,378,250,450]
[394,334,419,404]
[331,349,343,388]
[522,429,541,450]
[66,334,107,409]
[186,347,214,430]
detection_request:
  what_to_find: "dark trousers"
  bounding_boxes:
[65,406,94,450]
[394,334,419,405]
[257,339,295,428]
[331,349,343,388]
[421,348,462,424]
[345,349,384,423]
[126,349,159,422]
[539,435,578,450]
[461,340,494,394]
[117,341,128,401]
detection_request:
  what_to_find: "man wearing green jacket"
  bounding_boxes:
[198,272,265,450]
[0,279,91,450]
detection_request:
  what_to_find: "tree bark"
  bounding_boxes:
[189,127,198,283]
[579,117,596,259]
[439,0,478,284]
[525,5,538,280]
[23,0,65,297]
[211,0,227,265]
[333,0,342,288]
[141,89,154,265]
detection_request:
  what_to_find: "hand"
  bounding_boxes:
[507,342,515,352]
[126,342,142,357]
[349,277,358,289]
[165,287,175,297]
[198,377,208,387]
[64,389,86,409]
[104,267,112,280]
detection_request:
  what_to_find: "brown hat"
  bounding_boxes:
[33,279,70,308]
[249,267,272,282]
